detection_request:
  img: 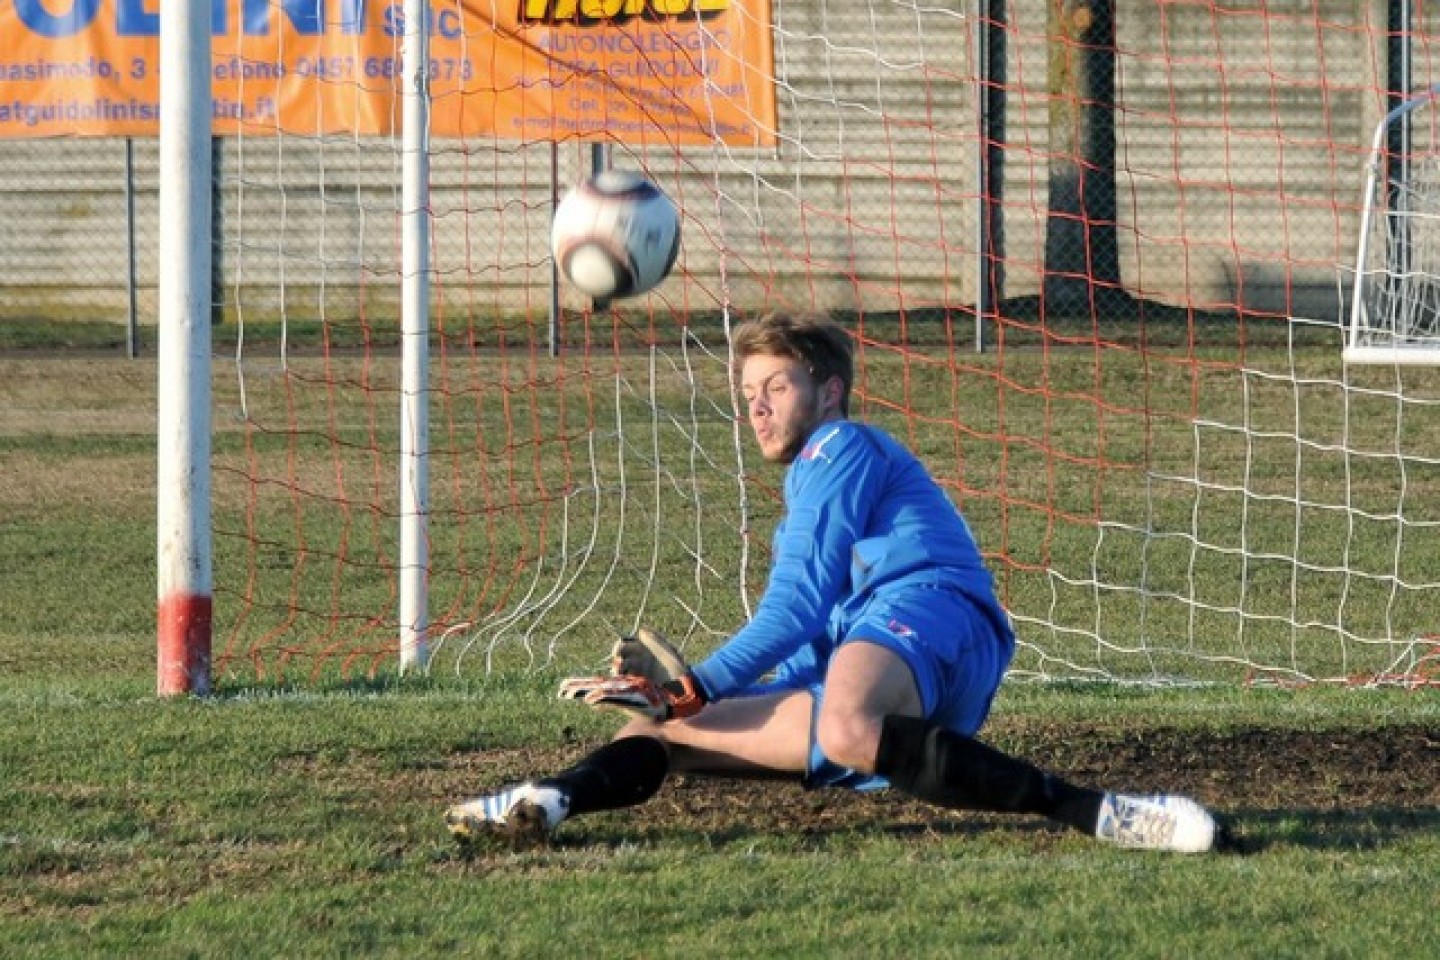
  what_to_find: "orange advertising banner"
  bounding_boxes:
[0,0,776,145]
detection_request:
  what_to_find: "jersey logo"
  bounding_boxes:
[800,425,842,462]
[887,618,917,641]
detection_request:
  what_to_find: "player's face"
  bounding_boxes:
[740,353,841,464]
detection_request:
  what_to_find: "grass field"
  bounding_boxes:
[2,332,1439,957]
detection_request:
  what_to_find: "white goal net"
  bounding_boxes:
[1347,86,1440,365]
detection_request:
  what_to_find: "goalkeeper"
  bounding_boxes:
[446,312,1222,853]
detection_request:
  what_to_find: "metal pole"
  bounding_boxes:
[211,136,226,325]
[125,138,139,359]
[156,0,214,696]
[590,142,610,177]
[973,0,991,353]
[1391,0,1414,284]
[398,0,432,673]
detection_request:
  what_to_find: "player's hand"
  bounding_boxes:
[558,673,706,721]
[610,626,689,684]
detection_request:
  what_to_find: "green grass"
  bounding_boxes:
[3,322,1440,956]
[2,657,1438,957]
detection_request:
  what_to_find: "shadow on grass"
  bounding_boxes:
[441,801,1440,864]
[659,805,1440,857]
[1221,806,1440,855]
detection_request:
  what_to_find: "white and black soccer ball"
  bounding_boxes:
[551,170,681,300]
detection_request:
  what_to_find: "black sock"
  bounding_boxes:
[538,735,671,817]
[874,714,1104,833]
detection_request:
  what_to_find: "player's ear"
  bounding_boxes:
[821,375,844,415]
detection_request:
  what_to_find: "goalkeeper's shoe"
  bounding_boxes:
[1094,793,1218,853]
[445,783,569,847]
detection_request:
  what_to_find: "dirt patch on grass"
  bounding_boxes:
[437,724,1440,853]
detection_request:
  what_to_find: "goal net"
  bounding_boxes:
[188,1,1440,688]
[1347,86,1440,364]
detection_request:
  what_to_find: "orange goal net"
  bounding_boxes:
[202,1,1440,688]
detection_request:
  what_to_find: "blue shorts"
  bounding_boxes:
[748,582,1014,791]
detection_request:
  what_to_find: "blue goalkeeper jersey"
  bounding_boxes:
[690,418,1012,701]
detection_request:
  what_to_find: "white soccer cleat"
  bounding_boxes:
[445,782,570,847]
[1094,793,1218,853]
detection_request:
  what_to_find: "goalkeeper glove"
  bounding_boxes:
[610,626,689,684]
[558,673,706,721]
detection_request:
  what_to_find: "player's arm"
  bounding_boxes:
[560,426,888,716]
[689,424,889,699]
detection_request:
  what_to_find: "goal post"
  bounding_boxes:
[397,0,432,674]
[1346,85,1440,366]
[155,0,214,697]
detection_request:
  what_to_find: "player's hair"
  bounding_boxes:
[733,312,855,415]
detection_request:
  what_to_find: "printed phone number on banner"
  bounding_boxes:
[216,56,476,83]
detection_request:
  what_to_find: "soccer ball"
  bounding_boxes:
[551,170,681,300]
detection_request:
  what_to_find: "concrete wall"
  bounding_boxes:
[0,1,1425,326]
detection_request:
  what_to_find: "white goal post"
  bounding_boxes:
[155,0,214,696]
[1346,85,1440,365]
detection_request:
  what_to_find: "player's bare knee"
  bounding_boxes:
[815,712,882,774]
